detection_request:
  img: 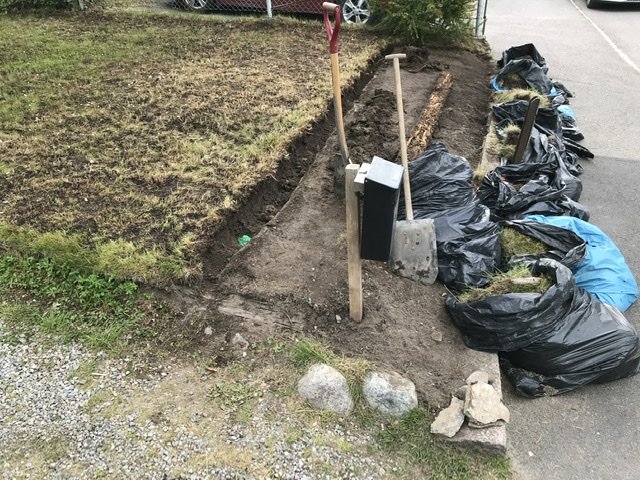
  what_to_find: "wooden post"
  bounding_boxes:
[345,164,363,322]
[512,96,540,164]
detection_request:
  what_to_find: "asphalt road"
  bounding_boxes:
[485,1,640,479]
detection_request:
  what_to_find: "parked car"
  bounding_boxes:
[586,0,640,8]
[181,0,371,24]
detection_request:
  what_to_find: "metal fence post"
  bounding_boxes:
[266,0,272,18]
[475,0,488,38]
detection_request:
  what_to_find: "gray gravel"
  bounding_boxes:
[0,322,405,479]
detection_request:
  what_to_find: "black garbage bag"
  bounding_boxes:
[501,219,587,269]
[500,292,640,397]
[522,128,583,200]
[397,143,501,290]
[528,122,593,163]
[446,259,640,397]
[494,114,584,186]
[432,203,501,290]
[526,126,584,177]
[478,163,589,221]
[446,259,576,351]
[563,136,594,160]
[492,100,592,168]
[497,43,548,71]
[552,81,573,98]
[496,44,574,100]
[493,59,553,95]
[559,150,584,177]
[554,154,582,200]
[398,143,476,218]
[560,113,584,141]
[493,100,560,133]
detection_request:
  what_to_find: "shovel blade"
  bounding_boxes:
[388,219,438,285]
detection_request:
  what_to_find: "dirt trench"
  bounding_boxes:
[165,47,495,410]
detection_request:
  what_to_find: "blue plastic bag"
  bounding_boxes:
[557,104,576,122]
[525,215,638,311]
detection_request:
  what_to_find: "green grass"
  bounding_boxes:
[207,380,263,412]
[0,253,165,351]
[70,359,99,388]
[486,129,515,162]
[499,123,522,145]
[0,223,190,285]
[292,338,339,369]
[0,15,165,129]
[376,408,512,480]
[30,436,70,464]
[457,265,552,303]
[86,389,114,410]
[0,10,386,287]
[500,227,548,261]
[492,88,550,108]
[486,122,522,162]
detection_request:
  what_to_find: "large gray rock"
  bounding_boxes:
[362,371,418,417]
[297,364,353,415]
[464,382,510,427]
[448,423,507,455]
[431,397,465,438]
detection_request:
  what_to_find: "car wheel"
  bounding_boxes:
[183,0,209,10]
[341,0,371,24]
[586,0,601,9]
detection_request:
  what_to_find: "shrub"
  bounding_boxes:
[0,0,75,12]
[371,0,475,45]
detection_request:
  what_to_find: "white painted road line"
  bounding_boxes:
[569,0,640,75]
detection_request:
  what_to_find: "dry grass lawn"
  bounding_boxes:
[0,8,385,284]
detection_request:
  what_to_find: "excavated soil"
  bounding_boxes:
[196,47,496,410]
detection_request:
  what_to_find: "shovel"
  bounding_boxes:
[323,2,351,168]
[386,53,438,285]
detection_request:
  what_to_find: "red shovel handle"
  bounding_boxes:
[322,2,341,54]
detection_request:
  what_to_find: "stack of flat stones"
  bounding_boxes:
[430,370,510,438]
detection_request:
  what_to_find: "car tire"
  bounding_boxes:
[340,0,371,24]
[585,0,601,9]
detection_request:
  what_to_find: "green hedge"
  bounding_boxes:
[371,0,475,45]
[0,0,75,12]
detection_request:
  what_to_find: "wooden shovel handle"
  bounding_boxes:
[387,54,413,221]
[331,52,350,164]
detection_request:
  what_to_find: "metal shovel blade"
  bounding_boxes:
[388,218,438,285]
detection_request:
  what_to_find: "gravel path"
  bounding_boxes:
[0,322,406,479]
